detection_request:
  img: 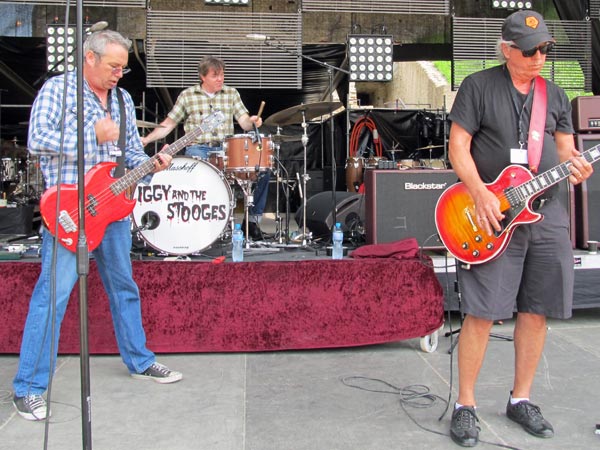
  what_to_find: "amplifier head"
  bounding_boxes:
[572,96,600,133]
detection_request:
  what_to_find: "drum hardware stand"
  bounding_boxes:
[272,143,286,244]
[255,38,348,245]
[294,112,311,246]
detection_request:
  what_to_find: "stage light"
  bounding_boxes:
[205,0,251,5]
[45,24,76,73]
[348,35,393,82]
[491,0,532,9]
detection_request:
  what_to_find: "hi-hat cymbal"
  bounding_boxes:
[264,101,343,126]
[415,144,443,151]
[136,120,163,128]
[271,134,301,143]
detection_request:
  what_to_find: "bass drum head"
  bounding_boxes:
[132,156,232,255]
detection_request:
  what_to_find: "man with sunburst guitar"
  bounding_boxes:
[441,11,594,447]
[12,30,184,422]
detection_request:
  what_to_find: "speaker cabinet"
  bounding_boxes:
[295,191,365,239]
[575,134,600,248]
[365,169,457,248]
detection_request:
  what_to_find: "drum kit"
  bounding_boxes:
[0,137,44,205]
[132,101,341,255]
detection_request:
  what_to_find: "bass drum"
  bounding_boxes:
[132,156,233,255]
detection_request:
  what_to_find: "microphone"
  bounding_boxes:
[246,34,271,41]
[87,21,109,34]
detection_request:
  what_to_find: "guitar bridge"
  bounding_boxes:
[58,210,77,233]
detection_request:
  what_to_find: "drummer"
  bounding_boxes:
[141,55,269,241]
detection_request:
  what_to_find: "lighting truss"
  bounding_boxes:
[491,1,532,10]
[347,35,393,82]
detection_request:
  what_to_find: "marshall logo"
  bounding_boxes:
[405,182,448,190]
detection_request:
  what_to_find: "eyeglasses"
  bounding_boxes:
[111,66,131,75]
[509,42,555,58]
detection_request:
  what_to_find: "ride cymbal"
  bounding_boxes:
[264,101,343,126]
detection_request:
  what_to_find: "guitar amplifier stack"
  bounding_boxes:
[572,96,600,249]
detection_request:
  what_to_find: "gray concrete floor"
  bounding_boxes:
[1,310,599,450]
[2,214,600,450]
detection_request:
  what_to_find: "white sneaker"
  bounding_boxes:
[13,394,49,421]
[131,362,183,384]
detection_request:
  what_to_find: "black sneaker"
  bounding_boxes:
[13,394,49,421]
[450,405,480,447]
[131,362,183,384]
[506,397,554,438]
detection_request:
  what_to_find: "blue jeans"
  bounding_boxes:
[186,144,270,219]
[13,220,155,397]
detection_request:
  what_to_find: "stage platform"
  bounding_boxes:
[1,210,599,356]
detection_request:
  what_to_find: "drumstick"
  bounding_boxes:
[257,101,265,119]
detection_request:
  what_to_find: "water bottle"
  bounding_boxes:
[332,222,344,260]
[232,223,244,262]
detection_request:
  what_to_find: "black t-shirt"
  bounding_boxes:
[449,64,573,197]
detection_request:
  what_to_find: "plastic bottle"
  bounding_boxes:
[332,222,344,260]
[232,223,244,262]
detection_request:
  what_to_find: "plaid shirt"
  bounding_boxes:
[167,83,248,143]
[28,71,149,188]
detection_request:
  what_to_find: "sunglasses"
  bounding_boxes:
[509,42,555,58]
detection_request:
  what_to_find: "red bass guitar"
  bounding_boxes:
[40,110,225,252]
[435,145,600,264]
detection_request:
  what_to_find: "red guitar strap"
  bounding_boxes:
[527,76,547,173]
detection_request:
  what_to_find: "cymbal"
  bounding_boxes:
[271,134,301,143]
[415,144,443,151]
[264,101,343,126]
[136,120,163,128]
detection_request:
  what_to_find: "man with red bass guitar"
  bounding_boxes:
[12,30,182,422]
[445,10,593,447]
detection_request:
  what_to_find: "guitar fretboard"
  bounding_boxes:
[505,144,600,207]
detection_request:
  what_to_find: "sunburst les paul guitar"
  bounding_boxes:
[435,145,600,265]
[40,110,225,252]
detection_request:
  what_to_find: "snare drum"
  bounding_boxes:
[223,133,274,180]
[132,156,233,255]
[345,157,364,192]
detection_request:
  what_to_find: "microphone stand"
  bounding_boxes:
[75,2,92,448]
[259,38,349,237]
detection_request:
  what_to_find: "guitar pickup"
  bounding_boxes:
[86,194,98,216]
[58,210,77,233]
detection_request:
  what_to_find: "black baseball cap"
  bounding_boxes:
[502,10,554,50]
